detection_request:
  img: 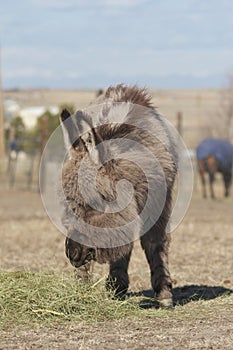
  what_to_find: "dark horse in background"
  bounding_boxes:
[196,138,233,199]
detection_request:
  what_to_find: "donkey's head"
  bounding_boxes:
[65,229,96,268]
[60,108,104,165]
[61,109,104,268]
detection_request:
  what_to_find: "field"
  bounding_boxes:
[0,179,233,349]
[1,88,233,349]
[4,87,227,149]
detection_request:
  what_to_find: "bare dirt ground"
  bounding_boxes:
[0,179,233,349]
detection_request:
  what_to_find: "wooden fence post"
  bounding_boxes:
[39,115,48,193]
[0,47,5,173]
[176,111,183,137]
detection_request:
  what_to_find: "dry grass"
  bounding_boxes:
[0,184,233,349]
[0,270,232,349]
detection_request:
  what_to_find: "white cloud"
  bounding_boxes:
[4,68,54,79]
[133,48,233,76]
[3,45,233,84]
[3,46,83,65]
[2,0,233,88]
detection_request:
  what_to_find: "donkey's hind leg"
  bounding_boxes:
[141,224,173,308]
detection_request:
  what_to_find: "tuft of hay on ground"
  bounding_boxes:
[1,271,232,329]
[0,271,153,326]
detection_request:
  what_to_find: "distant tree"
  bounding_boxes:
[28,103,76,156]
[8,104,76,155]
[211,73,233,142]
[34,110,59,140]
[10,116,25,139]
[4,116,26,152]
[34,104,75,141]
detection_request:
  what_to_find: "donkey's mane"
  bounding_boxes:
[104,84,154,109]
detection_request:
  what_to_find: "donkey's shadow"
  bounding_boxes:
[127,285,233,309]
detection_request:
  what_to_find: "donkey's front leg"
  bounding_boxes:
[106,249,133,299]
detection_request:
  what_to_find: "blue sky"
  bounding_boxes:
[1,0,233,89]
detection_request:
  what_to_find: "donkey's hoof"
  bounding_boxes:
[158,298,173,309]
[156,289,173,308]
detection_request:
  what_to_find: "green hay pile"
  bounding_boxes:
[0,271,232,330]
[0,271,147,326]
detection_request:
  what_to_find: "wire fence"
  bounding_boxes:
[1,88,231,198]
[0,150,40,191]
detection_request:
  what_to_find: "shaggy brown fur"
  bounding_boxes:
[61,84,177,307]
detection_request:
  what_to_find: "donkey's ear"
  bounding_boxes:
[61,108,71,122]
[60,109,78,151]
[74,110,93,134]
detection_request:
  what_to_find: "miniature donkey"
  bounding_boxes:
[60,85,177,307]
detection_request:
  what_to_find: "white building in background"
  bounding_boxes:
[3,99,21,124]
[3,99,59,129]
[18,106,59,129]
[3,99,21,117]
